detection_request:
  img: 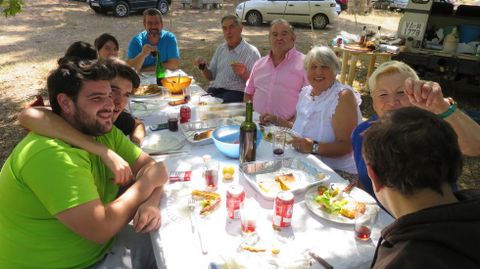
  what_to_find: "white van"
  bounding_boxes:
[393,0,480,94]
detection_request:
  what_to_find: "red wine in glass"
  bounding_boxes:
[273,148,284,156]
[241,220,256,234]
[355,225,371,240]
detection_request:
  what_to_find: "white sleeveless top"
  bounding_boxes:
[292,81,362,174]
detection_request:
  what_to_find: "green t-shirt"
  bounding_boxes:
[0,127,142,269]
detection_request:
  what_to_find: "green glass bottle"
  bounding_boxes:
[154,51,166,85]
[240,101,257,163]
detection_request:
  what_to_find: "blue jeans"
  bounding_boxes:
[89,225,159,269]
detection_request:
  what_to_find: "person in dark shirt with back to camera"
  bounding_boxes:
[363,106,480,269]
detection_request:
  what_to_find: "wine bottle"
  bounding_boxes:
[359,26,367,47]
[239,101,257,164]
[154,51,166,85]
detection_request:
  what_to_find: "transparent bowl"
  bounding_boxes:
[211,125,262,159]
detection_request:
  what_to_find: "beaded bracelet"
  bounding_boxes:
[438,98,457,119]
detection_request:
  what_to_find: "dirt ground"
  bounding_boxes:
[0,0,478,188]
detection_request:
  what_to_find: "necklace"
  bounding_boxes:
[310,91,320,101]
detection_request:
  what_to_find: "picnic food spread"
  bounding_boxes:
[191,189,221,215]
[135,84,162,96]
[314,184,366,219]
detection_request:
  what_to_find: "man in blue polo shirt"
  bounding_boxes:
[127,8,179,72]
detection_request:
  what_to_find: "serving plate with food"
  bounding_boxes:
[240,158,330,200]
[166,187,221,222]
[180,117,244,145]
[304,182,377,224]
[131,84,164,98]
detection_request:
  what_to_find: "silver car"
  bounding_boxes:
[235,0,338,29]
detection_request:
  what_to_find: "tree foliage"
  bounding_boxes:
[1,0,23,17]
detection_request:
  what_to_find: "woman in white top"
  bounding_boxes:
[260,46,362,174]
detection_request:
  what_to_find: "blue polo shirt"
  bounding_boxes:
[127,30,180,68]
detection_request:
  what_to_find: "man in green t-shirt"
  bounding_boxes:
[0,59,168,269]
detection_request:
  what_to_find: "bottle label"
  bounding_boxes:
[240,130,256,163]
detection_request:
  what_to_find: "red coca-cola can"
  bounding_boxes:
[226,185,245,219]
[179,105,191,123]
[272,191,294,228]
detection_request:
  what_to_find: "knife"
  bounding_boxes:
[308,251,334,269]
[148,150,188,156]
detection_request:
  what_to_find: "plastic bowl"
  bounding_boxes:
[211,125,263,159]
[161,76,192,94]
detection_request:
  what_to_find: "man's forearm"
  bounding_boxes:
[163,58,179,70]
[142,186,164,207]
[130,120,145,145]
[127,54,147,72]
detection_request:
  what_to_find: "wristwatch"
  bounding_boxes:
[312,141,319,154]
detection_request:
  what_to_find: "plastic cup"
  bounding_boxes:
[203,160,219,191]
[354,204,379,241]
[240,201,258,235]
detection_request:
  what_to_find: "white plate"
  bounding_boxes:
[166,185,192,223]
[141,132,186,153]
[304,182,377,224]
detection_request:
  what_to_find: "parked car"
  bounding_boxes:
[89,0,171,17]
[235,0,338,30]
[389,0,408,11]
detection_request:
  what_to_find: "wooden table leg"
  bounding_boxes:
[347,54,359,86]
[340,51,349,84]
[367,54,377,81]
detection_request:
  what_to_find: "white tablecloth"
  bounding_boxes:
[134,74,395,268]
[149,136,394,269]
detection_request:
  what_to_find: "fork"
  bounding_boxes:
[188,198,196,233]
[188,198,208,254]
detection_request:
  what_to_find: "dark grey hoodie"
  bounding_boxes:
[371,190,480,269]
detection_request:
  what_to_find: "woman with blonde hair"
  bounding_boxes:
[352,60,480,198]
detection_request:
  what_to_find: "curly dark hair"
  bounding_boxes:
[362,107,463,196]
[47,59,116,114]
[62,41,98,63]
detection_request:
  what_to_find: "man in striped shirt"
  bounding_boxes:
[195,14,261,103]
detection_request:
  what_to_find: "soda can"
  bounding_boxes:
[169,171,192,182]
[272,191,294,228]
[179,105,191,124]
[226,185,245,219]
